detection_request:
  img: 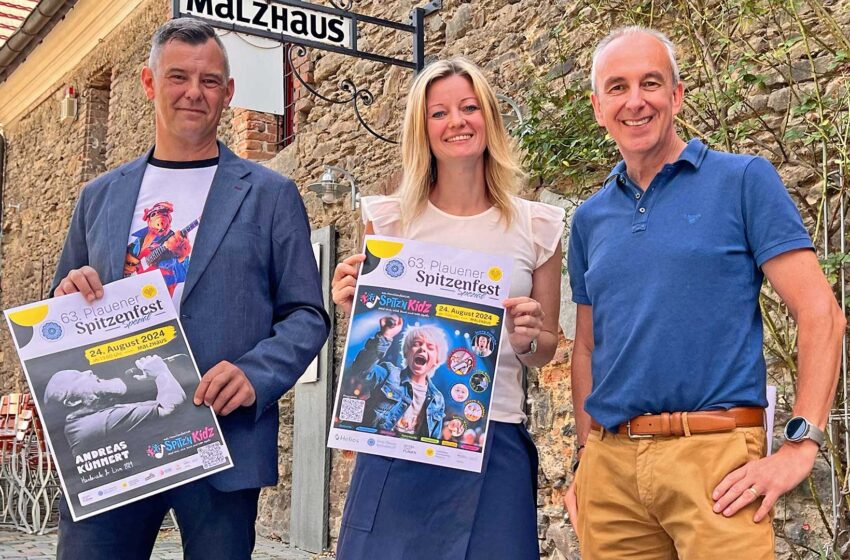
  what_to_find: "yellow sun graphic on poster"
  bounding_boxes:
[141,284,158,299]
[487,267,503,282]
[365,239,404,258]
[7,304,49,327]
[425,448,435,457]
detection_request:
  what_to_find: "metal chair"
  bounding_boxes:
[0,394,21,528]
[0,394,60,534]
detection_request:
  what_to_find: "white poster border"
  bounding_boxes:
[327,235,514,473]
[4,272,233,521]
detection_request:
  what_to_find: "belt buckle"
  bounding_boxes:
[627,414,654,439]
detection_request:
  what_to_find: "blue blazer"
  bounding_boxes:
[52,143,331,491]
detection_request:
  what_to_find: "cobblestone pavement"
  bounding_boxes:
[0,528,324,559]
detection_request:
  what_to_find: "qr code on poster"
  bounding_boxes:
[197,442,227,470]
[339,397,365,423]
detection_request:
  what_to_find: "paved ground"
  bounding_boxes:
[0,527,323,559]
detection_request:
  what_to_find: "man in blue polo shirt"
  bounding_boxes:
[564,26,846,558]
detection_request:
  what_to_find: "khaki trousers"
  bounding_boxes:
[575,426,774,559]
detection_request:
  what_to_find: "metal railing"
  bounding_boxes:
[826,166,849,551]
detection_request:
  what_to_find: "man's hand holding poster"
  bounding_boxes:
[3,272,232,521]
[328,236,513,472]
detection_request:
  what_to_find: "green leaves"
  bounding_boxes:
[515,77,617,194]
[820,251,850,284]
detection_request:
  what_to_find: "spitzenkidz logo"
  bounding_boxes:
[146,426,217,459]
[359,292,379,309]
[146,443,164,459]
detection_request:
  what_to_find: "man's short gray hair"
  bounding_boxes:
[590,26,679,93]
[148,18,230,79]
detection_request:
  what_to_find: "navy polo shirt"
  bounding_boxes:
[567,139,813,430]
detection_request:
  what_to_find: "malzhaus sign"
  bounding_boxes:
[179,0,353,49]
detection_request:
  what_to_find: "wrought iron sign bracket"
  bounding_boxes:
[174,0,441,143]
[408,1,442,23]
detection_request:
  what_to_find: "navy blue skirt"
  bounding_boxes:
[336,421,539,560]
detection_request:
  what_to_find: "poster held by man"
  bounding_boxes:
[4,272,232,521]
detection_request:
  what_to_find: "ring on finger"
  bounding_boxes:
[746,486,759,497]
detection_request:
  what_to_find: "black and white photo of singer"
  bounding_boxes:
[43,355,186,454]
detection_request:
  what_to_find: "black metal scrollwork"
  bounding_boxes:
[288,44,398,144]
[328,1,354,12]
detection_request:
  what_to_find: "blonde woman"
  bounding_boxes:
[331,58,564,559]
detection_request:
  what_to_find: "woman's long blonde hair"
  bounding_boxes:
[396,58,523,226]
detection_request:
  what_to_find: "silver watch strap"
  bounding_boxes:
[806,423,825,446]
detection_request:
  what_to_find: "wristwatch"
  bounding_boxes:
[783,416,825,447]
[516,338,537,357]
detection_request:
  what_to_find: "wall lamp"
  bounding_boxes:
[307,165,359,210]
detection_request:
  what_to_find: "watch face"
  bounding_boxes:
[785,417,809,441]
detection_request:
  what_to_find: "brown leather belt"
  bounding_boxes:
[590,407,764,438]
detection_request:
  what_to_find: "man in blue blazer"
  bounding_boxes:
[51,18,330,560]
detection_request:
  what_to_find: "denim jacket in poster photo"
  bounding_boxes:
[348,334,446,439]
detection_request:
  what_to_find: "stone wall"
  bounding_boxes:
[0,0,285,537]
[3,0,173,387]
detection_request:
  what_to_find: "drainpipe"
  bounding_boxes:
[0,130,6,296]
[0,0,77,82]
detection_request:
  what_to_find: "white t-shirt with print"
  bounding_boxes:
[124,157,216,311]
